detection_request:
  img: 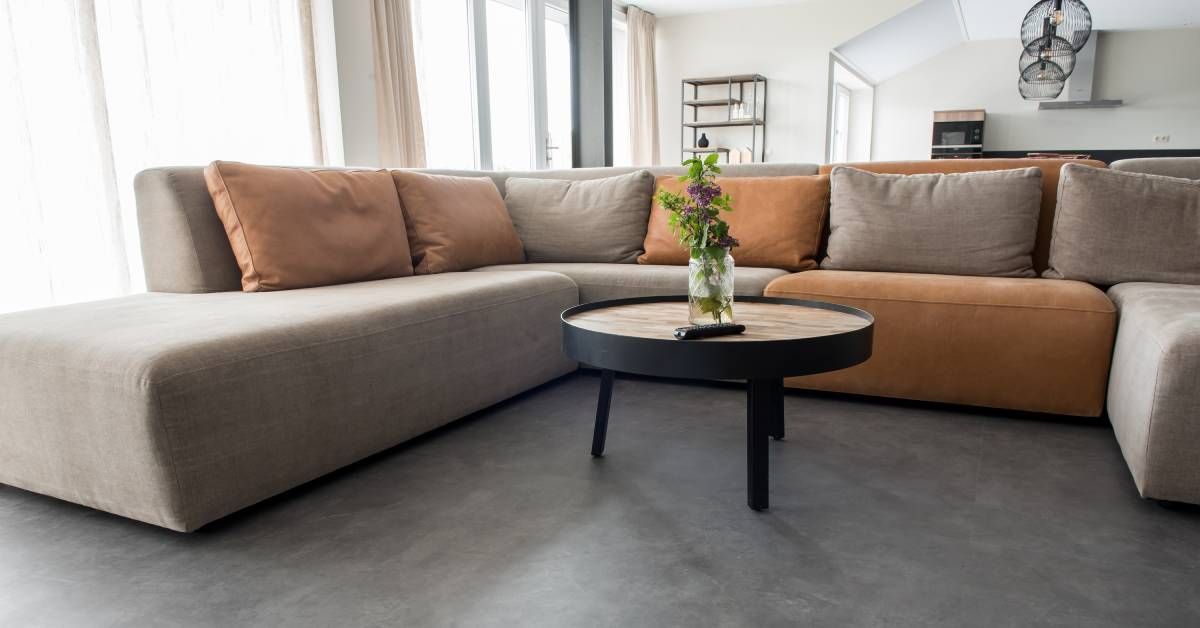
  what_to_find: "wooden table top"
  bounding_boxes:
[563,299,870,342]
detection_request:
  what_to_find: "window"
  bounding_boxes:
[830,84,851,163]
[411,0,571,170]
[827,58,874,163]
[543,3,572,169]
[485,0,533,170]
[413,0,478,169]
[0,0,327,313]
[611,9,630,167]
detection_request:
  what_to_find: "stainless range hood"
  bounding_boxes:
[1039,33,1123,110]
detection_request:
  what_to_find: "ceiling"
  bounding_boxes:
[959,0,1200,39]
[834,0,1200,83]
[623,0,819,18]
[633,0,1200,24]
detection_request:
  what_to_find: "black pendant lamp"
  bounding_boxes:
[1018,76,1066,101]
[1020,29,1077,79]
[1020,0,1093,51]
[1018,0,1090,101]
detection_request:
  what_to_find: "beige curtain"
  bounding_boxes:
[371,0,426,168]
[626,6,660,166]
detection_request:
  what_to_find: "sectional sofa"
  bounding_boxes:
[0,157,1195,531]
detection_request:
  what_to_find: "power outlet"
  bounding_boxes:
[1154,135,1171,143]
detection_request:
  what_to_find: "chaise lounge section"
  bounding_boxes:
[1103,157,1200,503]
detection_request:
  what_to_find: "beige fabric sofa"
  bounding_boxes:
[1104,158,1200,504]
[0,162,817,531]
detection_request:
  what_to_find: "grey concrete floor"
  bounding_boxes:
[2,372,1199,627]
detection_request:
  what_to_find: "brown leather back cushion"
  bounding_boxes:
[204,161,413,292]
[818,159,1107,273]
[638,175,829,271]
[390,171,525,274]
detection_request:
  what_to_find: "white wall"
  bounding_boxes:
[332,0,379,167]
[654,0,914,166]
[872,28,1200,161]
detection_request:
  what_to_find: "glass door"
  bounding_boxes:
[543,2,572,169]
[412,0,569,170]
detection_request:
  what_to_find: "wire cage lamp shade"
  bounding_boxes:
[1018,76,1065,101]
[1020,36,1076,80]
[1021,0,1093,51]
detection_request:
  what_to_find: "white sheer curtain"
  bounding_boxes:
[626,5,659,166]
[0,0,334,314]
[371,0,426,168]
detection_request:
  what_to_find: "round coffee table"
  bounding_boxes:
[561,295,874,511]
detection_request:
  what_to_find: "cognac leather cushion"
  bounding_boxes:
[1045,164,1200,286]
[764,270,1116,416]
[203,161,413,292]
[822,166,1043,277]
[638,175,828,271]
[504,170,656,263]
[819,158,1107,273]
[390,171,525,274]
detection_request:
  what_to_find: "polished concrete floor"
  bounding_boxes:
[2,372,1199,627]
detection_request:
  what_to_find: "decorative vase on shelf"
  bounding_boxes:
[688,247,735,324]
[697,133,709,148]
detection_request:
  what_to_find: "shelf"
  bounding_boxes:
[683,119,763,128]
[683,74,767,86]
[683,98,742,107]
[683,147,730,153]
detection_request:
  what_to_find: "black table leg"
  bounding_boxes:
[591,369,615,457]
[747,378,782,510]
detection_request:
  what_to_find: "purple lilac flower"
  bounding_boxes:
[686,182,720,207]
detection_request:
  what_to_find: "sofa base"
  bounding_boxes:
[766,270,1117,417]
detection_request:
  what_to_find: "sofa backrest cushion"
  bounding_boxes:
[1044,164,1200,286]
[638,174,829,271]
[134,163,819,293]
[503,170,656,263]
[391,170,525,274]
[821,166,1042,278]
[819,158,1107,273]
[1111,157,1200,180]
[203,161,413,291]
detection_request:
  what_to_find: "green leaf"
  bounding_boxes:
[704,152,719,166]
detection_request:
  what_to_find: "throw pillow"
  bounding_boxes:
[504,170,655,263]
[203,161,413,292]
[390,171,525,274]
[1044,164,1200,285]
[638,175,829,271]
[821,166,1042,277]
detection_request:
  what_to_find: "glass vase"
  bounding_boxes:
[688,247,735,325]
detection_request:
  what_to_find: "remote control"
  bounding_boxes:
[673,322,746,340]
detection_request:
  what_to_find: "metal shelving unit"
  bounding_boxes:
[680,74,767,163]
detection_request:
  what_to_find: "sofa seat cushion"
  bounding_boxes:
[472,263,789,303]
[1106,283,1200,503]
[0,271,577,531]
[764,270,1116,416]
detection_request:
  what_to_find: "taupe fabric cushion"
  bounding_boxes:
[821,166,1042,277]
[1044,164,1200,285]
[0,272,577,531]
[472,262,788,303]
[1106,282,1200,503]
[1111,157,1200,181]
[504,170,655,263]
